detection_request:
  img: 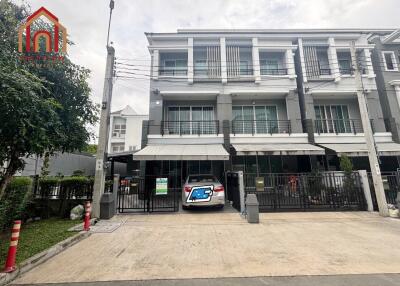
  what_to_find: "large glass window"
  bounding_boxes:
[337,51,352,75]
[232,105,278,134]
[165,106,215,135]
[314,105,352,133]
[383,51,397,71]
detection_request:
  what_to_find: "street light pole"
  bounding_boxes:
[350,41,388,217]
[92,0,115,218]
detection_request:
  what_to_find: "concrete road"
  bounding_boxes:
[12,274,400,286]
[13,212,400,284]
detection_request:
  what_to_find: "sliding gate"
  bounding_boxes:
[243,172,367,212]
[117,176,179,213]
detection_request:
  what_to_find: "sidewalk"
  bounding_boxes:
[13,212,400,284]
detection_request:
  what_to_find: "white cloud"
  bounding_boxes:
[15,0,400,140]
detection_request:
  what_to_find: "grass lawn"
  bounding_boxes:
[0,218,80,266]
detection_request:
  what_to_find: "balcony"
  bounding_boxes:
[194,46,221,80]
[232,120,291,135]
[161,120,219,136]
[315,119,363,134]
[259,51,287,76]
[159,52,188,77]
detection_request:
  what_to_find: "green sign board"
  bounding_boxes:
[156,178,168,195]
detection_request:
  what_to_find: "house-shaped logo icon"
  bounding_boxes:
[18,7,67,53]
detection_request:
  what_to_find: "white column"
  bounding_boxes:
[252,38,261,83]
[358,170,374,212]
[298,38,307,83]
[328,37,340,82]
[152,49,159,80]
[363,48,375,78]
[220,37,227,84]
[188,37,194,84]
[286,49,295,79]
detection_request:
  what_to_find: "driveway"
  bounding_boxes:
[13,212,400,284]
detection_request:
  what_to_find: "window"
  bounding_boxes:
[383,51,398,71]
[165,106,215,135]
[260,59,279,75]
[232,105,279,134]
[194,60,207,75]
[240,61,251,75]
[314,105,352,133]
[129,145,136,151]
[159,53,188,76]
[111,143,125,153]
[112,121,126,138]
[337,51,352,75]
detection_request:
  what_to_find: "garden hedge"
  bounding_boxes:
[0,177,33,230]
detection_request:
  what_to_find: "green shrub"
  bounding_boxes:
[0,177,33,230]
[60,176,90,198]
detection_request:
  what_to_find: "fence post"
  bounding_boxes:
[238,171,245,215]
[358,170,373,211]
[113,174,120,213]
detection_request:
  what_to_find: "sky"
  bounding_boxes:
[15,0,400,139]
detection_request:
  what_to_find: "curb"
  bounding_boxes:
[0,231,91,286]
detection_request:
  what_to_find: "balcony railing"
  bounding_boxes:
[260,68,288,76]
[315,119,363,134]
[159,68,188,76]
[161,120,219,136]
[319,68,331,75]
[339,68,354,75]
[232,120,291,135]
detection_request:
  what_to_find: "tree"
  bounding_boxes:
[0,1,98,197]
[83,144,98,155]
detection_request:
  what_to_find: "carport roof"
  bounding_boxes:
[319,142,400,157]
[132,144,230,161]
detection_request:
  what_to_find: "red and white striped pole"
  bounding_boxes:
[83,201,91,231]
[3,220,22,273]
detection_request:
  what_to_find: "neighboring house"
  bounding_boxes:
[108,105,149,154]
[16,152,96,177]
[369,30,400,169]
[134,29,400,190]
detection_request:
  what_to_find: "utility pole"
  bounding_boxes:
[350,41,388,217]
[92,0,115,218]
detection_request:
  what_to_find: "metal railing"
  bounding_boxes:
[319,68,331,75]
[159,68,188,76]
[161,120,219,136]
[314,119,363,134]
[232,120,291,135]
[260,68,288,76]
[339,68,354,75]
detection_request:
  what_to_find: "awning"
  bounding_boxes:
[319,142,400,157]
[232,144,325,155]
[132,144,230,161]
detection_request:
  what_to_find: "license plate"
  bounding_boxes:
[186,185,214,203]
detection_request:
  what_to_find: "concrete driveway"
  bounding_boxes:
[13,212,400,284]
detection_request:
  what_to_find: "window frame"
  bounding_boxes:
[382,51,399,72]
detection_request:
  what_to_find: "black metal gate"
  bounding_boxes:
[226,172,241,211]
[368,171,400,211]
[243,172,367,212]
[117,177,179,213]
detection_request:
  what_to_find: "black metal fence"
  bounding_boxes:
[243,172,366,211]
[368,172,399,210]
[32,177,93,200]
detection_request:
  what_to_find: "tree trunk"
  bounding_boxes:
[0,154,23,200]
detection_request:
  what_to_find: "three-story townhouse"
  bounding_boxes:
[134,30,327,190]
[295,29,400,172]
[369,29,400,171]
